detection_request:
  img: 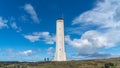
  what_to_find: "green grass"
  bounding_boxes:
[0,58,120,68]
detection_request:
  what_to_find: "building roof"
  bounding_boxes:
[57,18,63,20]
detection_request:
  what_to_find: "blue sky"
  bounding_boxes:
[0,0,120,62]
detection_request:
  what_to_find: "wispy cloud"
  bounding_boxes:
[11,22,22,32]
[24,32,55,44]
[67,0,120,59]
[24,4,40,23]
[73,0,120,28]
[0,49,40,61]
[0,17,8,29]
[20,50,33,56]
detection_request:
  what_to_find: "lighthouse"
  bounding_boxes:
[54,18,66,61]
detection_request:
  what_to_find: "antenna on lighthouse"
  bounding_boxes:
[61,13,64,19]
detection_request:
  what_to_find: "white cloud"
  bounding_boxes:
[73,0,120,29]
[24,35,40,42]
[24,4,40,23]
[68,0,120,58]
[65,33,120,59]
[11,22,17,29]
[20,50,33,56]
[0,17,8,29]
[24,32,55,44]
[37,32,55,44]
[11,22,22,32]
[65,30,119,53]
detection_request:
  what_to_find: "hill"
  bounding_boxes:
[0,58,120,68]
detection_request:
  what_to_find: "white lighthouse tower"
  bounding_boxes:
[54,18,66,61]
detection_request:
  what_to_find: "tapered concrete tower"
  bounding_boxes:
[54,18,66,61]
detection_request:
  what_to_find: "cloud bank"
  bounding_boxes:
[67,0,120,58]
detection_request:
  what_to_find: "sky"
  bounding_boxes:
[0,0,120,62]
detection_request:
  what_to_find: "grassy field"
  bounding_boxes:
[0,58,120,68]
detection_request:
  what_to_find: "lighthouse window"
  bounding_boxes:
[59,49,61,51]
